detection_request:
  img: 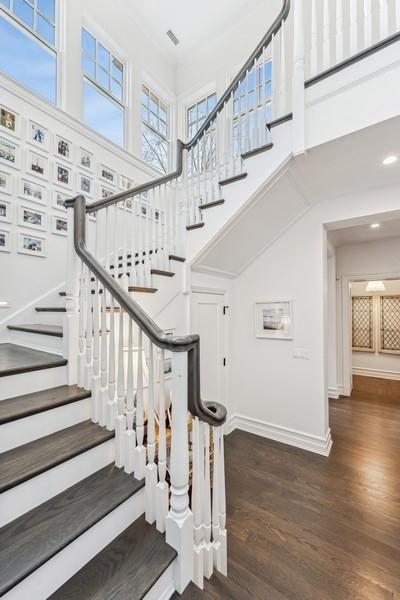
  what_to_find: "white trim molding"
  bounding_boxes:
[328,386,340,399]
[352,367,400,381]
[227,414,333,457]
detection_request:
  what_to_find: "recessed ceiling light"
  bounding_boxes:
[370,223,380,229]
[382,155,398,166]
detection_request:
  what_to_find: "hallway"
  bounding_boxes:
[180,377,400,599]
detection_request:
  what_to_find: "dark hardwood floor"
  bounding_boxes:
[179,377,400,599]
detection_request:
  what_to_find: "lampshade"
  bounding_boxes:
[366,281,386,293]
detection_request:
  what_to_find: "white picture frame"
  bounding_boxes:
[18,204,47,231]
[54,162,72,188]
[20,179,47,205]
[26,149,48,180]
[27,120,50,151]
[52,214,68,236]
[99,164,116,186]
[0,198,12,224]
[0,229,11,252]
[53,189,69,211]
[120,174,134,191]
[79,148,93,171]
[255,300,294,340]
[0,136,19,169]
[0,169,12,195]
[100,185,114,200]
[17,231,46,257]
[0,105,20,138]
[54,135,73,162]
[78,172,94,197]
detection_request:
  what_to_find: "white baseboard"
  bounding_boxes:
[352,367,400,381]
[227,414,333,457]
[328,386,340,399]
[0,439,115,527]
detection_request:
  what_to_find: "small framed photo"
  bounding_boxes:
[18,231,46,257]
[28,120,49,151]
[27,149,48,179]
[53,189,69,211]
[79,173,93,196]
[0,169,12,195]
[255,300,294,340]
[120,174,134,191]
[80,148,93,171]
[18,204,46,231]
[55,162,72,188]
[0,105,19,137]
[0,198,11,223]
[99,164,116,186]
[55,135,73,162]
[20,179,47,205]
[0,229,11,252]
[52,214,68,236]
[0,136,19,169]
[100,186,114,199]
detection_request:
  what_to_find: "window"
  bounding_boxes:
[187,93,217,174]
[81,28,124,147]
[0,0,57,103]
[141,85,169,174]
[233,59,272,155]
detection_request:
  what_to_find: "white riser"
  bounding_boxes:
[6,330,63,353]
[0,365,67,402]
[35,312,65,326]
[2,488,145,600]
[0,439,115,527]
[0,396,90,452]
[144,562,175,600]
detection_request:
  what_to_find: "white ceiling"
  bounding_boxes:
[328,218,400,248]
[126,0,265,59]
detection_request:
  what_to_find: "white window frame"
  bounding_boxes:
[141,83,170,174]
[186,91,217,175]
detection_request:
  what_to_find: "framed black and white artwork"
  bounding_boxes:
[255,300,294,340]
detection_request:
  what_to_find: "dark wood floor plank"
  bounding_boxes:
[0,465,144,596]
[179,377,400,599]
[49,516,176,600]
[0,421,114,492]
[0,343,67,377]
[0,385,90,425]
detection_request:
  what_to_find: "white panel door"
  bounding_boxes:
[191,292,225,406]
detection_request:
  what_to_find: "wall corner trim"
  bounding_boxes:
[227,414,333,457]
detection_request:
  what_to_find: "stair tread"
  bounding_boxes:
[150,269,175,277]
[0,343,67,377]
[241,141,273,160]
[7,324,63,338]
[49,516,177,600]
[169,255,185,263]
[219,172,248,186]
[0,464,144,596]
[35,307,67,313]
[0,384,90,425]
[200,198,225,210]
[129,286,158,294]
[0,420,114,493]
[186,222,205,231]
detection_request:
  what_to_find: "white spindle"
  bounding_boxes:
[115,303,126,468]
[145,341,157,522]
[363,0,372,48]
[310,0,318,76]
[156,349,169,533]
[99,209,109,427]
[279,19,287,117]
[84,264,93,391]
[323,0,331,70]
[135,328,146,478]
[336,0,344,63]
[64,206,79,386]
[396,0,400,32]
[216,427,227,575]
[124,318,136,474]
[292,0,305,155]
[106,207,118,430]
[192,418,204,589]
[91,218,101,423]
[379,0,389,40]
[77,260,86,388]
[202,423,213,579]
[166,351,193,593]
[349,0,358,56]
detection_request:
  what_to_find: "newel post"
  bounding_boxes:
[166,351,193,593]
[64,202,80,385]
[292,0,306,155]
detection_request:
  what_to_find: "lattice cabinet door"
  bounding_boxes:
[352,296,375,352]
[380,296,400,355]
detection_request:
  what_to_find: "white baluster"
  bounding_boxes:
[379,0,389,40]
[115,302,126,468]
[279,19,287,117]
[396,0,400,32]
[202,423,213,579]
[217,427,227,576]
[124,318,136,474]
[336,0,344,63]
[156,349,169,533]
[135,328,146,479]
[310,0,318,76]
[192,417,205,589]
[99,208,109,427]
[77,261,86,388]
[64,206,79,385]
[145,341,157,523]
[349,0,358,56]
[212,426,221,568]
[292,0,305,155]
[84,264,93,391]
[106,206,118,430]
[363,0,372,48]
[323,0,330,70]
[166,351,193,593]
[91,218,101,422]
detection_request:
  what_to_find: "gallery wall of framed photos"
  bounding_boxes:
[0,82,160,261]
